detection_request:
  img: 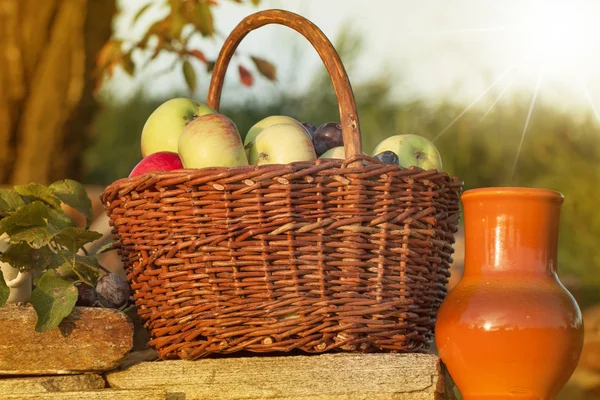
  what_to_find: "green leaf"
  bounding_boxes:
[56,254,102,287]
[14,183,62,210]
[47,208,74,231]
[49,250,71,271]
[74,255,103,286]
[168,12,186,39]
[0,201,47,234]
[0,243,55,272]
[184,0,214,37]
[54,227,102,253]
[9,227,56,249]
[0,198,9,215]
[30,271,78,332]
[206,61,215,73]
[0,202,57,248]
[182,60,197,93]
[250,56,277,81]
[0,270,9,307]
[0,189,26,213]
[132,2,152,24]
[49,180,93,229]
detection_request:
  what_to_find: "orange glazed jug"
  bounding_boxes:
[436,187,584,400]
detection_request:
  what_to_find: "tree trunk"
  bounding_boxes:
[0,0,115,185]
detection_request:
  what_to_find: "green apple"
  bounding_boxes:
[141,98,215,156]
[178,113,248,168]
[372,134,442,170]
[319,146,345,159]
[244,115,306,146]
[248,123,316,165]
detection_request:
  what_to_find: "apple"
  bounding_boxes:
[372,134,442,170]
[128,151,183,177]
[141,98,215,156]
[247,123,317,165]
[318,146,345,159]
[244,116,308,158]
[178,113,248,169]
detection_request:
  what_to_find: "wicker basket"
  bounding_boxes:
[101,9,463,360]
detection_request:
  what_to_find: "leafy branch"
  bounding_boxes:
[0,180,113,332]
[95,0,277,94]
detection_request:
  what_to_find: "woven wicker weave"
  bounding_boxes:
[102,9,463,360]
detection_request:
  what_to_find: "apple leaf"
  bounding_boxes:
[132,2,152,25]
[0,201,47,234]
[182,60,197,93]
[188,49,207,63]
[30,271,78,332]
[47,208,74,231]
[0,189,25,213]
[250,56,276,81]
[186,0,214,37]
[49,179,93,229]
[56,255,101,287]
[54,227,102,253]
[49,250,72,271]
[0,270,9,307]
[0,202,58,248]
[0,243,55,272]
[74,255,103,286]
[121,52,135,76]
[14,183,62,210]
[238,65,254,87]
[96,39,123,72]
[168,12,186,39]
[9,227,57,249]
[206,61,215,73]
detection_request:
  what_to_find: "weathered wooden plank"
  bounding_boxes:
[107,353,456,400]
[0,374,105,393]
[0,389,166,400]
[0,304,133,375]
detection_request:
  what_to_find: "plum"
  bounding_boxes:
[96,273,132,308]
[301,122,317,139]
[75,282,97,307]
[374,150,399,165]
[313,122,343,156]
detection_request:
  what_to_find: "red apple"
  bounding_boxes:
[128,151,183,177]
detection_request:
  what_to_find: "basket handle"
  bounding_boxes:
[207,9,362,160]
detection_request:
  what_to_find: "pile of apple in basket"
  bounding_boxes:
[129,98,443,177]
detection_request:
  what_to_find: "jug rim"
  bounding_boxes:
[462,187,564,202]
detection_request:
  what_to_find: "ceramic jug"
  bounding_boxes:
[436,187,584,400]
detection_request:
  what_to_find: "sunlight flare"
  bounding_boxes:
[515,0,592,78]
[433,64,517,142]
[580,78,600,124]
[511,72,544,181]
[479,71,519,124]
